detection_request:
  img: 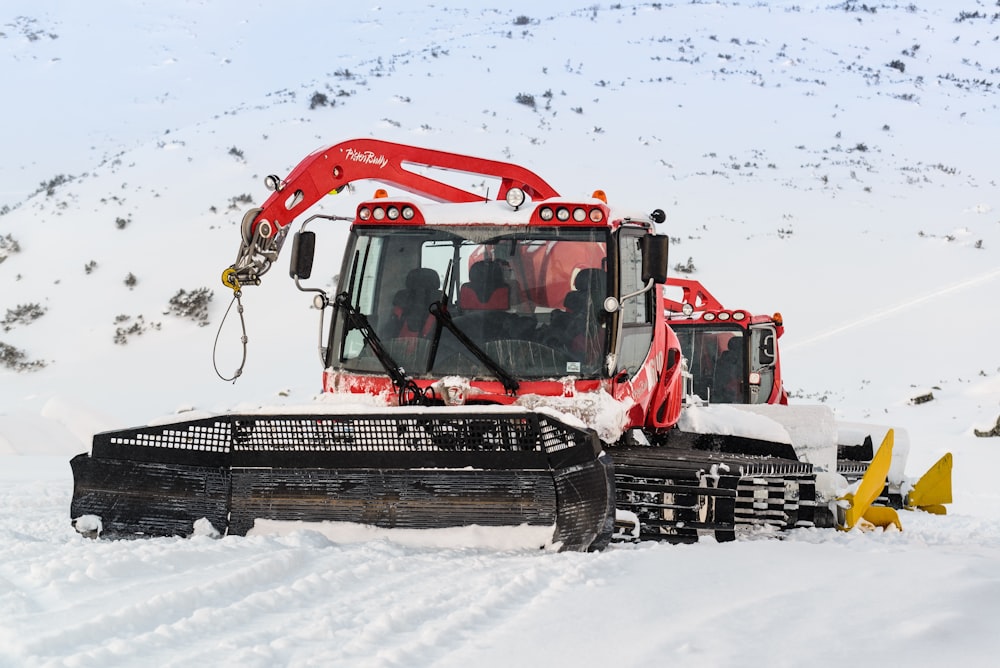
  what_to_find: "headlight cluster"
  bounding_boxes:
[700,310,747,322]
[357,204,417,222]
[537,205,605,223]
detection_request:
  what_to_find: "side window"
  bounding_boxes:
[340,236,385,359]
[749,325,777,404]
[616,231,653,375]
[619,233,651,324]
[355,237,384,315]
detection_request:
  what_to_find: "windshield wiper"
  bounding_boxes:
[335,292,425,406]
[428,301,520,396]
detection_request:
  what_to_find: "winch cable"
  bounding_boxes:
[214,270,249,383]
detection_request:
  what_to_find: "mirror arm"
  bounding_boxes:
[608,278,656,377]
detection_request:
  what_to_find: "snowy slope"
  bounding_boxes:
[1,1,999,666]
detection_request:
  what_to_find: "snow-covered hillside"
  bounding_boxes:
[1,1,999,666]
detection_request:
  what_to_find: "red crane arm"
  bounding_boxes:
[663,278,726,313]
[226,138,560,289]
[258,138,558,230]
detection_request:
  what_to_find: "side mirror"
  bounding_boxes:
[640,234,669,284]
[289,230,316,280]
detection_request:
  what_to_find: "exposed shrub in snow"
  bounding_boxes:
[974,416,1000,438]
[0,341,46,371]
[113,314,161,345]
[0,233,20,263]
[227,193,254,211]
[38,174,69,197]
[673,257,696,274]
[2,303,46,332]
[166,287,213,326]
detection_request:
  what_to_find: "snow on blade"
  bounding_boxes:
[516,389,634,444]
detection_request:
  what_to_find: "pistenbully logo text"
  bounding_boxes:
[344,148,389,168]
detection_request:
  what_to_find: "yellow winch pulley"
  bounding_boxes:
[221,267,241,293]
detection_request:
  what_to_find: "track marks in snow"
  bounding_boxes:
[2,536,322,666]
[165,543,606,667]
[0,518,605,668]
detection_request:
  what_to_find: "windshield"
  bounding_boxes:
[329,225,610,380]
[673,324,746,403]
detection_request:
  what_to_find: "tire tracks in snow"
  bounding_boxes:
[5,533,578,667]
[155,542,604,667]
[2,534,338,666]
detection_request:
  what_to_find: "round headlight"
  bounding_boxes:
[703,312,716,321]
[573,208,586,222]
[358,207,371,221]
[732,311,746,321]
[718,312,731,321]
[386,206,400,220]
[372,207,386,220]
[556,207,570,221]
[401,206,415,220]
[589,208,604,222]
[539,207,554,221]
[682,303,694,317]
[505,187,526,209]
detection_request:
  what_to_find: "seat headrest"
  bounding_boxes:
[467,261,506,301]
[574,268,606,293]
[406,267,440,291]
[563,290,587,312]
[469,260,504,283]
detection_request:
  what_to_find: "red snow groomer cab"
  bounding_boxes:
[69,139,941,548]
[663,277,789,406]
